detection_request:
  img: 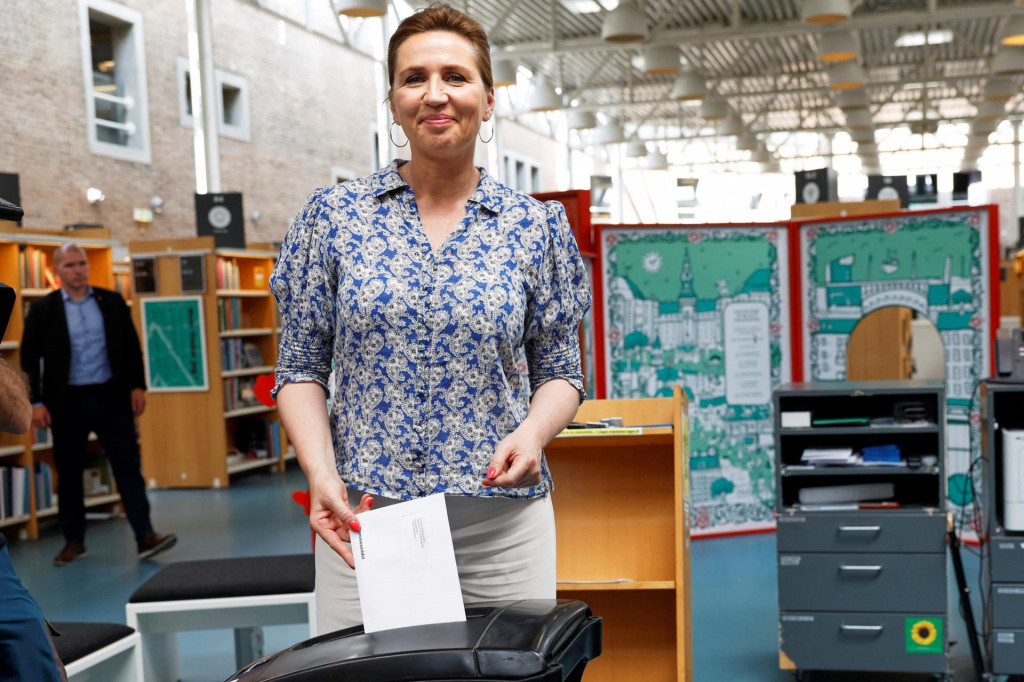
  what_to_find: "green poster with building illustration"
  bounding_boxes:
[141,296,209,392]
[602,226,791,535]
[800,209,994,530]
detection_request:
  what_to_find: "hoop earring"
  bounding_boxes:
[389,121,409,148]
[478,119,494,144]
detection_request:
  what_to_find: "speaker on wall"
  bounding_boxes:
[0,172,22,226]
[794,168,838,205]
[195,192,245,248]
[865,175,910,208]
[952,171,982,202]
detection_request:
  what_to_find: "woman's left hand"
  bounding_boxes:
[483,429,543,488]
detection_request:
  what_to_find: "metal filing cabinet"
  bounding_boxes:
[980,381,1024,675]
[775,380,947,677]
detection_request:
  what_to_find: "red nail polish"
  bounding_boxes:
[487,467,497,479]
[367,497,374,508]
[350,519,361,533]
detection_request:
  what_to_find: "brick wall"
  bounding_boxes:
[1,0,377,245]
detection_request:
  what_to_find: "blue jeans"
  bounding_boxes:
[0,545,62,682]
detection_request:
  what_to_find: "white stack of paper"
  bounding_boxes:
[352,493,466,633]
[801,448,857,465]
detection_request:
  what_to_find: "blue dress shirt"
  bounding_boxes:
[272,160,591,501]
[62,287,113,386]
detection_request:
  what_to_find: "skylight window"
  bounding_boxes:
[895,30,953,48]
[559,0,619,14]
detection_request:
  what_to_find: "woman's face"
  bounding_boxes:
[390,30,494,162]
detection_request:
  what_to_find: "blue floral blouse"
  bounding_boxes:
[271,160,591,500]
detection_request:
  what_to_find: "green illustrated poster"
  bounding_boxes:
[801,209,993,531]
[905,617,943,654]
[140,296,209,392]
[602,227,791,535]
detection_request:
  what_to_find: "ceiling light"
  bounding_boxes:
[334,0,386,17]
[818,32,858,62]
[700,96,728,120]
[984,77,1017,101]
[992,47,1024,76]
[595,121,627,144]
[671,72,707,100]
[645,148,669,170]
[529,78,562,112]
[86,187,105,205]
[601,0,647,42]
[846,109,872,129]
[836,89,869,110]
[625,139,648,157]
[894,29,953,48]
[736,132,758,150]
[828,61,866,89]
[718,114,743,137]
[493,61,517,88]
[567,109,597,129]
[644,46,681,75]
[1001,16,1024,46]
[801,0,851,24]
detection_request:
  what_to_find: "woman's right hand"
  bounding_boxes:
[309,476,374,568]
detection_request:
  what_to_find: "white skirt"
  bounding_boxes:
[314,488,556,633]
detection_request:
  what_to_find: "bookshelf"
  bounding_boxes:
[545,385,692,681]
[0,220,122,539]
[129,237,288,488]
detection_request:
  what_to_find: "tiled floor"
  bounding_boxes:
[8,465,982,681]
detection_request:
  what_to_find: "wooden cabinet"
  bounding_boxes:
[0,221,121,539]
[846,307,913,381]
[129,237,290,488]
[545,385,692,681]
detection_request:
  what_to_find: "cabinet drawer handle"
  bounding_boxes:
[839,564,883,573]
[840,624,883,634]
[837,525,881,533]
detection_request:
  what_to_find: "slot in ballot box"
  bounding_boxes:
[225,599,602,682]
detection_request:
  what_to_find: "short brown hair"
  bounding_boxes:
[387,3,493,92]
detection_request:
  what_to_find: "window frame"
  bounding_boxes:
[78,0,152,164]
[176,58,252,142]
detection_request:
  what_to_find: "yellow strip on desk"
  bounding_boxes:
[557,428,643,436]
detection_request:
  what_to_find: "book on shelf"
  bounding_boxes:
[223,376,262,411]
[233,417,280,459]
[218,297,243,331]
[242,342,264,367]
[221,338,245,370]
[216,257,241,290]
[34,461,53,510]
[18,245,51,289]
[0,465,31,519]
[32,426,51,447]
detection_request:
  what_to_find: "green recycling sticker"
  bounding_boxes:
[905,617,942,654]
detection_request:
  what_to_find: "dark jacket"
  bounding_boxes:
[20,287,145,411]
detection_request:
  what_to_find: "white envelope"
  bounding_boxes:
[352,493,466,633]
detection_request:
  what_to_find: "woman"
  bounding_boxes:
[272,2,591,633]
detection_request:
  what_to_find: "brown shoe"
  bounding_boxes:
[137,532,177,560]
[53,541,88,566]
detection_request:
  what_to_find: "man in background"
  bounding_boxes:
[21,243,177,565]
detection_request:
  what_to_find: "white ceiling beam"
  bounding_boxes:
[492,3,1023,60]
[564,72,994,113]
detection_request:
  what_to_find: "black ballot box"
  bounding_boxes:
[225,599,602,682]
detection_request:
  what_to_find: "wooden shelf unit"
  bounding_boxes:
[545,385,692,681]
[129,237,288,488]
[0,221,122,539]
